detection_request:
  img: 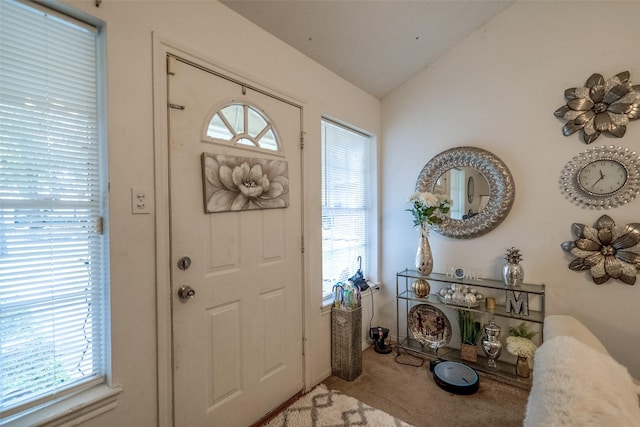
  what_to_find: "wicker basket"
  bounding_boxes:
[460,343,478,363]
[331,306,362,381]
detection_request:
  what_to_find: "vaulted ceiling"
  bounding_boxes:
[221,1,514,99]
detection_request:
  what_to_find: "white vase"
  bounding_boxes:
[415,225,433,276]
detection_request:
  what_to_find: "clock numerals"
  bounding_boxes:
[578,160,627,196]
[561,146,639,209]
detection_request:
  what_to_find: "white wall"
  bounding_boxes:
[59,1,380,425]
[381,1,640,378]
[20,1,640,424]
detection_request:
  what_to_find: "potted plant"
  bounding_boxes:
[458,311,481,362]
[506,322,538,378]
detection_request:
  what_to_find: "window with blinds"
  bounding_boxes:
[321,119,372,302]
[0,0,108,418]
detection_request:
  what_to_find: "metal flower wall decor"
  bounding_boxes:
[554,71,640,144]
[202,153,289,213]
[561,215,640,285]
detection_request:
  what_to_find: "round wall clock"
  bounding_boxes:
[577,159,627,196]
[561,145,640,209]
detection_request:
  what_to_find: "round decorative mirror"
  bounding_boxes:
[416,147,515,239]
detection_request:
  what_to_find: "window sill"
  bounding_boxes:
[2,384,122,427]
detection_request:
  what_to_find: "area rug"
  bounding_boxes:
[323,347,530,427]
[265,384,414,427]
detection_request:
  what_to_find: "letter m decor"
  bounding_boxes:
[505,290,529,316]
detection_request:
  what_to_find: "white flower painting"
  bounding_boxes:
[202,153,289,213]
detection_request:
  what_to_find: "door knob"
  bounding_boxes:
[177,285,196,300]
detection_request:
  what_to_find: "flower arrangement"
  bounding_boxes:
[506,322,538,358]
[407,191,452,229]
[508,322,537,339]
[506,336,537,358]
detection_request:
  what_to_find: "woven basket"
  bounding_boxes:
[460,343,478,363]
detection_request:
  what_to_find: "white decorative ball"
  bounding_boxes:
[476,293,484,300]
[465,293,477,304]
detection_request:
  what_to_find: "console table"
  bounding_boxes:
[396,269,545,387]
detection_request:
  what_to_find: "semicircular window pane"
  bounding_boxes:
[259,129,277,151]
[207,113,234,140]
[247,107,268,138]
[237,138,255,147]
[220,105,244,134]
[205,102,280,152]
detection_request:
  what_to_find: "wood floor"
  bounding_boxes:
[323,346,530,427]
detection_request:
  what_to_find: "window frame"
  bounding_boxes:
[320,117,378,307]
[0,1,120,425]
[204,102,282,153]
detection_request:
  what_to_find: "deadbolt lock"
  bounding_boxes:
[177,256,192,270]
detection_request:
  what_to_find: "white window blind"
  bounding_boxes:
[0,0,107,418]
[321,119,370,301]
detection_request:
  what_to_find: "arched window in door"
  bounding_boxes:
[205,103,280,152]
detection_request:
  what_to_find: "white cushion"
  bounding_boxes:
[543,315,608,355]
[524,335,640,426]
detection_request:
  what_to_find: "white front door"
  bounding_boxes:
[168,56,303,427]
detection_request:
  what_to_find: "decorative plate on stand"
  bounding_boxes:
[408,304,452,349]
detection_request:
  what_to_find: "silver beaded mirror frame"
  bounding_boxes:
[416,146,515,239]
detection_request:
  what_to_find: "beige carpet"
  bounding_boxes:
[265,383,413,427]
[323,346,530,427]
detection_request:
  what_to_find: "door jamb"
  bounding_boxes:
[151,33,307,427]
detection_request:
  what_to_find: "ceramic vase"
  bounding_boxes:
[502,262,524,287]
[412,279,430,298]
[516,356,530,378]
[415,225,433,276]
[482,320,503,369]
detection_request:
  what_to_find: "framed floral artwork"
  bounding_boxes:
[201,153,289,213]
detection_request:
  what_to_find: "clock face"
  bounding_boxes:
[577,159,627,196]
[561,146,640,209]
